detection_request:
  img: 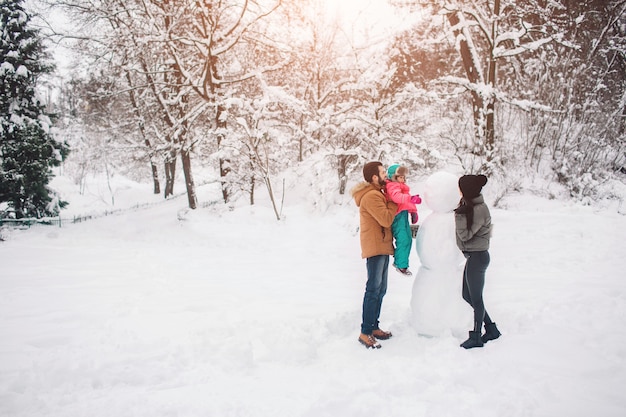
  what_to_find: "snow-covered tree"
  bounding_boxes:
[348,42,438,180]
[394,1,567,174]
[0,0,69,218]
[389,0,625,198]
[517,0,626,198]
[385,18,462,172]
[53,0,284,207]
[30,0,624,207]
[272,0,390,194]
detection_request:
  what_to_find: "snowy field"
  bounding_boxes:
[1,173,626,417]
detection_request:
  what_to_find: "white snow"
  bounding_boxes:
[16,65,28,77]
[0,61,15,75]
[1,172,626,417]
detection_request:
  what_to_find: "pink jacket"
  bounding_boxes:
[385,181,420,214]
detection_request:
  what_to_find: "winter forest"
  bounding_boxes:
[1,0,625,219]
[3,2,626,416]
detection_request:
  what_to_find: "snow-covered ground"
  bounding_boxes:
[1,173,626,417]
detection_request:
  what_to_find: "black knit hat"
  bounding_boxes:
[363,161,382,183]
[459,174,488,199]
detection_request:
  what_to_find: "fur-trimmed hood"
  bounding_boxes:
[351,181,377,207]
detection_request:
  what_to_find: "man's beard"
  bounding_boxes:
[374,177,386,189]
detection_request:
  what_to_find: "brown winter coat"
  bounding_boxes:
[351,182,398,259]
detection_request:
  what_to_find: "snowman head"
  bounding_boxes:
[423,172,460,213]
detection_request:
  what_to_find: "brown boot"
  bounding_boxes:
[358,333,381,349]
[372,328,393,340]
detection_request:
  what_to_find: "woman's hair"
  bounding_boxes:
[455,197,476,230]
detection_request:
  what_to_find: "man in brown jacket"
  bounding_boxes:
[351,161,398,348]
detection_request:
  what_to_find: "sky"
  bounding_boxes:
[324,0,417,45]
[325,0,403,27]
[1,167,626,417]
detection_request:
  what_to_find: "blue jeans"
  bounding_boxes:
[361,255,389,334]
[462,250,492,329]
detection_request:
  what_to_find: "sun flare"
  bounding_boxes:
[319,0,411,40]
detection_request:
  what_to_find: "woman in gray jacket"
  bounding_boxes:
[454,175,501,349]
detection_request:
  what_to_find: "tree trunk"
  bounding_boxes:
[216,104,230,203]
[264,176,282,221]
[206,48,230,203]
[164,149,177,198]
[337,154,356,195]
[144,134,160,195]
[298,117,305,162]
[447,11,485,144]
[124,71,161,195]
[151,162,160,194]
[448,9,498,161]
[618,91,626,135]
[249,174,255,205]
[485,0,500,154]
[181,148,197,209]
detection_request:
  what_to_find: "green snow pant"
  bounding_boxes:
[391,210,413,269]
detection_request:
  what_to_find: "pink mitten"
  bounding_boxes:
[410,194,422,204]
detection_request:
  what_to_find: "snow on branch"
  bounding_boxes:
[439,76,495,99]
[493,37,554,58]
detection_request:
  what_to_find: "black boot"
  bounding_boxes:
[482,322,501,343]
[460,331,484,349]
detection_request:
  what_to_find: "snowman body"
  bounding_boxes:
[411,172,470,337]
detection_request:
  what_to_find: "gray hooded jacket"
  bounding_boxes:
[455,195,492,252]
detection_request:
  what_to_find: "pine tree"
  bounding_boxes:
[0,0,69,218]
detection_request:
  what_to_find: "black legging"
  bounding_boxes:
[462,250,493,331]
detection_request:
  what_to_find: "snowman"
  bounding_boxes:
[410,171,470,337]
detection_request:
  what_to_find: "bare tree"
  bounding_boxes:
[47,0,283,207]
[146,0,283,203]
[438,0,567,172]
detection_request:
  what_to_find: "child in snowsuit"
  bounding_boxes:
[385,164,421,276]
